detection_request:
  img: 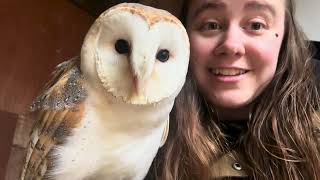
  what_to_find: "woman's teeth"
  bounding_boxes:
[211,68,247,76]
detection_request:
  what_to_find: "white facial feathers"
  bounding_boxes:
[81,3,190,105]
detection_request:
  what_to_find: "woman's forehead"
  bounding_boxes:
[188,0,285,18]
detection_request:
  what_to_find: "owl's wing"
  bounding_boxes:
[20,57,88,180]
[159,116,169,147]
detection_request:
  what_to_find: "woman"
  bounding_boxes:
[147,0,320,179]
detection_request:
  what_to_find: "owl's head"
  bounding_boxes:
[81,3,189,105]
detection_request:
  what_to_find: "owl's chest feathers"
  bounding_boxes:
[52,94,172,179]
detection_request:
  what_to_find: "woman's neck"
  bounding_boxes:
[216,106,251,122]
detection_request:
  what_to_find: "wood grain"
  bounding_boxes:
[71,0,185,17]
[0,0,94,179]
[0,0,94,115]
[0,111,18,180]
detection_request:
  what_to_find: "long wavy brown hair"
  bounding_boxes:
[146,0,320,179]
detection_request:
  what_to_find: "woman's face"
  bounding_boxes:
[187,0,286,109]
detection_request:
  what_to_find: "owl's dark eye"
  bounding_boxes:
[115,39,130,54]
[156,49,170,62]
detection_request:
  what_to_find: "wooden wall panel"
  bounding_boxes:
[0,0,94,179]
[0,111,17,180]
[71,0,185,17]
[0,0,94,115]
[5,115,34,180]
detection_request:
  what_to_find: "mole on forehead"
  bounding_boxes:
[104,5,181,26]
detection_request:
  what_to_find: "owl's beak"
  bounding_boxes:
[132,75,142,95]
[129,74,147,103]
[129,61,147,99]
[129,51,151,96]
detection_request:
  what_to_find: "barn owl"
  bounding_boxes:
[20,3,189,180]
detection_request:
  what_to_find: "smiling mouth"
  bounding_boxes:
[209,68,249,76]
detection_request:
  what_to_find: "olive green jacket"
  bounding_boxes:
[211,150,248,179]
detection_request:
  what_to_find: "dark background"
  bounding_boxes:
[313,41,320,60]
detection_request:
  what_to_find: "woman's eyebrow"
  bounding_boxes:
[244,1,277,17]
[192,1,226,19]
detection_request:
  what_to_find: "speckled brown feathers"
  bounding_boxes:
[30,57,87,111]
[20,58,87,180]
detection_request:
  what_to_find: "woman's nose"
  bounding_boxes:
[213,25,246,57]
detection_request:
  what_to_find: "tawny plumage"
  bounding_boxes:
[20,3,189,180]
[21,58,86,179]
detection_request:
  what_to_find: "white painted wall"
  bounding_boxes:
[295,0,320,41]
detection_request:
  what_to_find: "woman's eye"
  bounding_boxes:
[201,22,222,31]
[249,22,265,31]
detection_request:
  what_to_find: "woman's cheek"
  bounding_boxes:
[247,37,282,67]
[190,35,215,61]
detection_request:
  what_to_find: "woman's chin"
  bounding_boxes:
[210,96,252,109]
